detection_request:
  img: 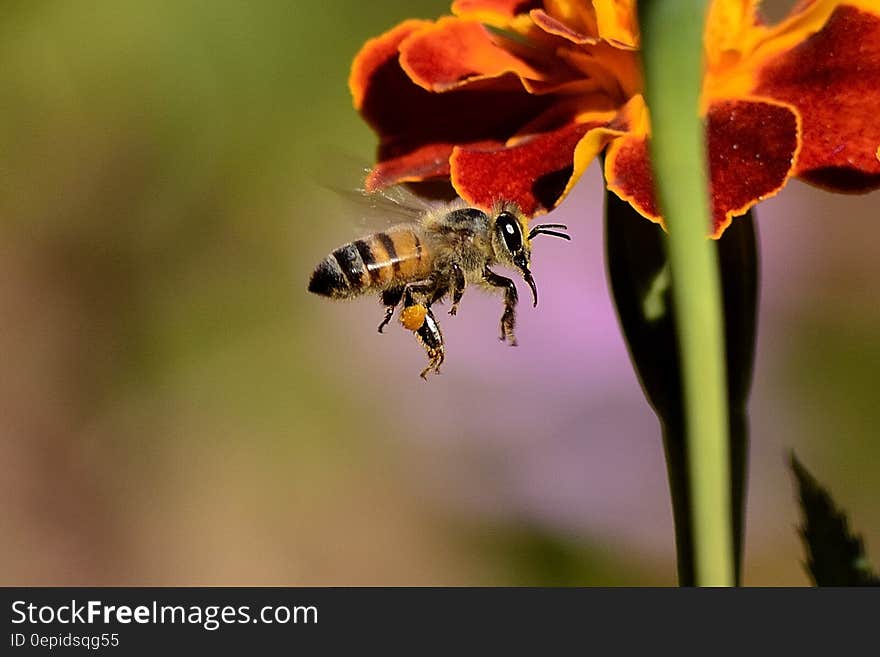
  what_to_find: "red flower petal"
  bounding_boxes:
[350,20,430,111]
[606,99,799,236]
[604,134,660,224]
[367,140,501,191]
[350,21,556,189]
[755,5,880,191]
[365,143,454,191]
[400,18,542,91]
[450,121,603,214]
[706,98,800,236]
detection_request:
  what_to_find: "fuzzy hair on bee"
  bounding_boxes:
[308,186,570,379]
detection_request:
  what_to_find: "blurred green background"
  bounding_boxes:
[1,0,876,586]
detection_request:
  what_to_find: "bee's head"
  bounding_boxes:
[490,204,570,307]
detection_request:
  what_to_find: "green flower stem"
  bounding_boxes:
[639,0,735,585]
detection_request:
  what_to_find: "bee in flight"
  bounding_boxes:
[308,188,570,378]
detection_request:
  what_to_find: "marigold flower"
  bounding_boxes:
[350,0,880,237]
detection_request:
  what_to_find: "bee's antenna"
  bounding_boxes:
[532,230,571,240]
[529,223,571,241]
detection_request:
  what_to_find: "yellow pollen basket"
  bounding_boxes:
[400,304,428,331]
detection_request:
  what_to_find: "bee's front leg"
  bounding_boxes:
[377,287,404,333]
[448,263,465,316]
[483,267,519,346]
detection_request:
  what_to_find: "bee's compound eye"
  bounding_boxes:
[497,212,522,254]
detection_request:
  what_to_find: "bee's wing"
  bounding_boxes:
[311,148,455,237]
[332,183,435,226]
[321,178,441,235]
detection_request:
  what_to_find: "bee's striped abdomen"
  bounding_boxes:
[308,227,432,299]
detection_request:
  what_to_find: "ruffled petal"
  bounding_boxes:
[399,18,542,91]
[755,4,880,191]
[541,0,600,38]
[450,121,605,214]
[452,0,542,23]
[530,9,598,44]
[365,144,454,191]
[561,94,646,199]
[350,20,431,110]
[704,0,763,71]
[606,98,800,237]
[703,0,838,109]
[351,21,556,190]
[604,134,661,225]
[592,0,639,48]
[531,1,637,48]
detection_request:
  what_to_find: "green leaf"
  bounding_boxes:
[791,453,879,586]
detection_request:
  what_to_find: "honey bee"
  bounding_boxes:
[308,189,570,378]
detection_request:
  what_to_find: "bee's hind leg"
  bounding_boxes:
[402,278,437,308]
[396,278,445,378]
[415,307,445,379]
[377,287,404,333]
